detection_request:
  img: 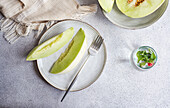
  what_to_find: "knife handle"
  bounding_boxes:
[61,55,90,102]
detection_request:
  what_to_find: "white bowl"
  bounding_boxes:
[102,0,169,29]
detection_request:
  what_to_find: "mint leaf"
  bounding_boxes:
[137,55,143,63]
[136,48,156,66]
[148,59,154,63]
[151,52,156,60]
[140,62,146,67]
[136,51,144,63]
[136,51,143,57]
[144,55,149,62]
[148,48,152,54]
[143,51,147,55]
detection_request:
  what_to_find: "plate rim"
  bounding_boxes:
[102,0,169,30]
[36,19,107,92]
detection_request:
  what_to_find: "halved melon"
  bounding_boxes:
[116,0,165,18]
[26,27,74,61]
[99,0,114,13]
[50,28,87,74]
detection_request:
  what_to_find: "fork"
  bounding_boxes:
[61,35,104,102]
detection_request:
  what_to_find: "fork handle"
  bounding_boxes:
[61,55,90,102]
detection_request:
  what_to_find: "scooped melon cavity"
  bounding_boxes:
[26,27,74,61]
[50,28,87,74]
[116,0,165,18]
[36,35,62,54]
[57,40,74,62]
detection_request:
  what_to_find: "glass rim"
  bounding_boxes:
[132,46,157,70]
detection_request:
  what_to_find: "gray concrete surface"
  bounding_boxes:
[0,0,170,108]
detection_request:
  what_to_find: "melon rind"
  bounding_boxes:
[99,0,114,13]
[26,27,74,61]
[50,28,87,74]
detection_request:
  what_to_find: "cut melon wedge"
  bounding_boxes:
[50,28,87,74]
[116,0,165,18]
[26,27,74,61]
[99,0,114,13]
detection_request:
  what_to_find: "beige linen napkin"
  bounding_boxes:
[0,0,97,43]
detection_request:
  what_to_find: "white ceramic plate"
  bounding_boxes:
[102,0,169,29]
[37,20,107,91]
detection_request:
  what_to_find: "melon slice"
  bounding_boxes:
[26,27,74,61]
[99,0,114,13]
[116,0,165,18]
[50,28,87,74]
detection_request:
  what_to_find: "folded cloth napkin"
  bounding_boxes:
[0,0,97,43]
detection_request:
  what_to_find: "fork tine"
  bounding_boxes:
[93,36,103,50]
[90,35,104,51]
[93,36,100,49]
[95,36,103,50]
[94,35,100,44]
[96,37,103,50]
[91,35,100,49]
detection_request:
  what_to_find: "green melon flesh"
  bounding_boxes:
[99,0,114,13]
[116,0,165,18]
[50,28,87,74]
[26,27,74,61]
